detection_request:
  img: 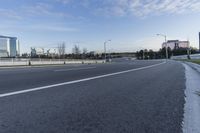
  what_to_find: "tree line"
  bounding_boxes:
[136,47,199,60]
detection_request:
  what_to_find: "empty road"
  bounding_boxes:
[0,59,185,133]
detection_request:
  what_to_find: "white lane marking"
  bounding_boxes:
[54,67,96,72]
[0,62,166,98]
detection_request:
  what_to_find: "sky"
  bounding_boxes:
[0,0,200,53]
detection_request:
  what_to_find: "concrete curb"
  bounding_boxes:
[0,60,106,69]
[184,62,200,73]
[182,63,200,133]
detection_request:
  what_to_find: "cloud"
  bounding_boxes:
[92,0,200,17]
[0,9,22,20]
[0,23,79,33]
[21,2,70,18]
[0,2,72,21]
[56,0,72,4]
[30,25,79,32]
[1,0,200,20]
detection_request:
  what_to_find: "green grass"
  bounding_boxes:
[176,59,200,65]
[189,60,200,65]
[195,91,200,96]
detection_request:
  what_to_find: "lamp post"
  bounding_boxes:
[187,41,191,59]
[104,40,111,62]
[157,34,168,60]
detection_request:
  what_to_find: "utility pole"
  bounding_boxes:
[104,40,111,62]
[164,35,168,59]
[157,34,168,60]
[187,39,191,59]
[199,32,200,52]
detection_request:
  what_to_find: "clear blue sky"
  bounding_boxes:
[0,0,200,53]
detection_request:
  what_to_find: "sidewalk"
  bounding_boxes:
[182,62,200,133]
[185,61,200,73]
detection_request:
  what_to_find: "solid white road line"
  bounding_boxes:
[0,61,166,98]
[54,67,96,72]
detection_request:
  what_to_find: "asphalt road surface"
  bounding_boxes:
[0,59,185,133]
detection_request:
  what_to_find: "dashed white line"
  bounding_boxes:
[0,62,166,98]
[54,67,96,72]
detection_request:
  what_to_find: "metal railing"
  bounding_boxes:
[171,54,200,60]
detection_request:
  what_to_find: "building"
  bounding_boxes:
[31,47,44,57]
[0,35,20,57]
[162,40,189,50]
[47,48,58,56]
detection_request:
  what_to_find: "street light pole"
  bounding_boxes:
[104,42,106,61]
[164,35,168,59]
[157,34,168,60]
[104,40,111,62]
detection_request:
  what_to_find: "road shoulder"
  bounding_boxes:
[182,63,200,133]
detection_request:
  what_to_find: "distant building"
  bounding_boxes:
[47,48,58,56]
[162,40,189,50]
[0,35,20,57]
[31,47,44,57]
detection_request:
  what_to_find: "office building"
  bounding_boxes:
[162,40,189,50]
[0,35,20,57]
[31,47,44,57]
[47,48,58,56]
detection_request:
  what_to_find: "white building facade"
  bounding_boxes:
[162,40,189,50]
[31,47,45,57]
[0,35,20,57]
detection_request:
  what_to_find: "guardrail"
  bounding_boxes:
[171,54,200,60]
[0,58,105,67]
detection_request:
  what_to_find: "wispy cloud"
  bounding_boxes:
[29,25,79,32]
[56,0,72,4]
[1,0,200,20]
[0,23,79,32]
[0,1,83,34]
[90,0,200,17]
[0,2,71,21]
[21,2,70,18]
[0,9,22,20]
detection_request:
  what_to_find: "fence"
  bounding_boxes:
[0,58,105,67]
[171,54,200,60]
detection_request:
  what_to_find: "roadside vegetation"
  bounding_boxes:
[195,91,200,96]
[136,47,198,60]
[177,59,200,65]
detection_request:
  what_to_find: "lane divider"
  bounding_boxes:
[0,61,166,98]
[54,67,96,72]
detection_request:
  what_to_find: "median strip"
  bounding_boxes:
[0,61,166,98]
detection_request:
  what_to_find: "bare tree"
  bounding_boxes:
[82,48,88,59]
[58,42,66,58]
[82,48,87,54]
[72,45,81,55]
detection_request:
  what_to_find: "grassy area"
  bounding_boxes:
[195,91,200,96]
[189,60,200,65]
[177,59,200,65]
